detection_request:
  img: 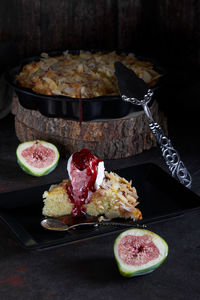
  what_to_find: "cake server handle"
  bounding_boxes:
[122,92,192,189]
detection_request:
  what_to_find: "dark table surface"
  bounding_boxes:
[0,76,200,300]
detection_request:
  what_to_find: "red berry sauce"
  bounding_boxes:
[66,149,102,217]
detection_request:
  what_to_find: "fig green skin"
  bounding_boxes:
[16,140,60,177]
[114,228,168,277]
[17,157,59,177]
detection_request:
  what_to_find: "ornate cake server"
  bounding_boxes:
[114,62,192,189]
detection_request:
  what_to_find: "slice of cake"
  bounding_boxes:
[42,149,142,221]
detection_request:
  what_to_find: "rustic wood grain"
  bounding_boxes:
[117,0,141,51]
[156,0,200,66]
[12,96,167,159]
[0,0,199,67]
[11,0,41,58]
[14,118,156,159]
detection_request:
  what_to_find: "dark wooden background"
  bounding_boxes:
[0,0,200,70]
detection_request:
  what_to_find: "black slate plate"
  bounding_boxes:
[5,50,163,121]
[0,163,199,251]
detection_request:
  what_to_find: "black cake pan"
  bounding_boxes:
[5,50,163,121]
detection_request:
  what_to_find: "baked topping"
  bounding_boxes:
[17,51,161,98]
[86,171,140,219]
[42,148,141,220]
[42,172,142,220]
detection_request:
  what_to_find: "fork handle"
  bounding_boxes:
[149,121,192,188]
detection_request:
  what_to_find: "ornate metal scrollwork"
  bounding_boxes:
[149,122,192,188]
[122,90,192,189]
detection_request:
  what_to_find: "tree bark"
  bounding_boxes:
[12,95,167,159]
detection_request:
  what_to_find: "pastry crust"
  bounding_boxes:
[17,51,160,98]
[42,171,142,221]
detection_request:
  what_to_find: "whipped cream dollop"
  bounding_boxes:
[66,149,105,216]
[67,156,105,190]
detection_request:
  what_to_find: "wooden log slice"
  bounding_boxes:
[12,95,167,159]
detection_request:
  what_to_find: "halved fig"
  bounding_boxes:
[114,228,168,277]
[16,140,60,177]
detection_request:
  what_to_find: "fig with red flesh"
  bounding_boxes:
[16,140,60,177]
[114,228,168,277]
